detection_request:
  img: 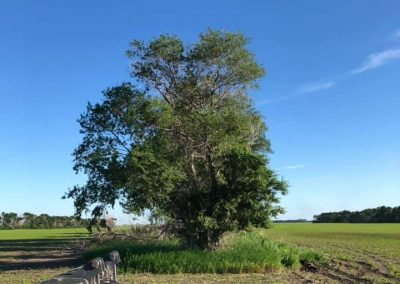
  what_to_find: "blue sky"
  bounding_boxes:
[1,1,399,223]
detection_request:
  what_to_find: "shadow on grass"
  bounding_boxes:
[0,239,85,251]
[0,236,89,271]
[59,233,90,237]
[85,241,184,259]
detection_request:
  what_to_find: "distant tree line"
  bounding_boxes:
[274,219,309,223]
[0,212,90,229]
[313,206,400,223]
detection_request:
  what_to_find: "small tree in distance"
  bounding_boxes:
[65,29,288,249]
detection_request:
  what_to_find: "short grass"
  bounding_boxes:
[0,227,88,240]
[84,230,328,274]
[0,228,89,284]
[263,223,400,281]
[1,224,399,283]
[0,227,88,260]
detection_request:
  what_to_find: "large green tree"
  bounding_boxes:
[65,30,288,248]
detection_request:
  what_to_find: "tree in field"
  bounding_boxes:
[22,212,36,228]
[0,212,19,228]
[65,30,288,248]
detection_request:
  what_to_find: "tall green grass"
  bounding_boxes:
[84,230,328,274]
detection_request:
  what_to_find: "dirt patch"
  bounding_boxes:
[0,239,87,271]
[297,258,400,284]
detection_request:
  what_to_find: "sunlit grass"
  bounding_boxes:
[85,230,328,274]
[1,224,399,283]
[0,228,88,240]
[263,223,400,278]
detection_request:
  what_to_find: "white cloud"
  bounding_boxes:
[281,164,305,170]
[389,30,400,41]
[297,81,335,95]
[255,81,335,105]
[351,49,400,74]
[257,37,400,105]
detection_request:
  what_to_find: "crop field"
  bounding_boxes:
[0,224,399,283]
[262,223,400,283]
[0,228,88,240]
[0,228,88,283]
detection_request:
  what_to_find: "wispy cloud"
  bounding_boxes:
[280,164,305,170]
[389,30,400,41]
[255,81,335,105]
[258,33,400,105]
[351,49,400,74]
[297,81,335,95]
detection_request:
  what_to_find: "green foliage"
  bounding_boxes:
[84,230,326,274]
[313,206,400,223]
[299,250,329,267]
[66,29,288,248]
[0,212,89,229]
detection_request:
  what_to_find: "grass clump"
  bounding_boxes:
[299,249,329,267]
[84,229,328,274]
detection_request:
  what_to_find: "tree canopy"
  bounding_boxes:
[65,29,288,248]
[313,206,400,223]
[0,212,90,229]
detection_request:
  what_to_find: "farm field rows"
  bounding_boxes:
[262,223,400,283]
[0,228,88,283]
[0,224,399,283]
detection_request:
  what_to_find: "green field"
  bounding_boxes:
[0,228,88,284]
[0,228,88,240]
[263,223,400,282]
[0,224,399,283]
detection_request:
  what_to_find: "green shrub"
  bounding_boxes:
[299,249,329,267]
[84,230,328,274]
